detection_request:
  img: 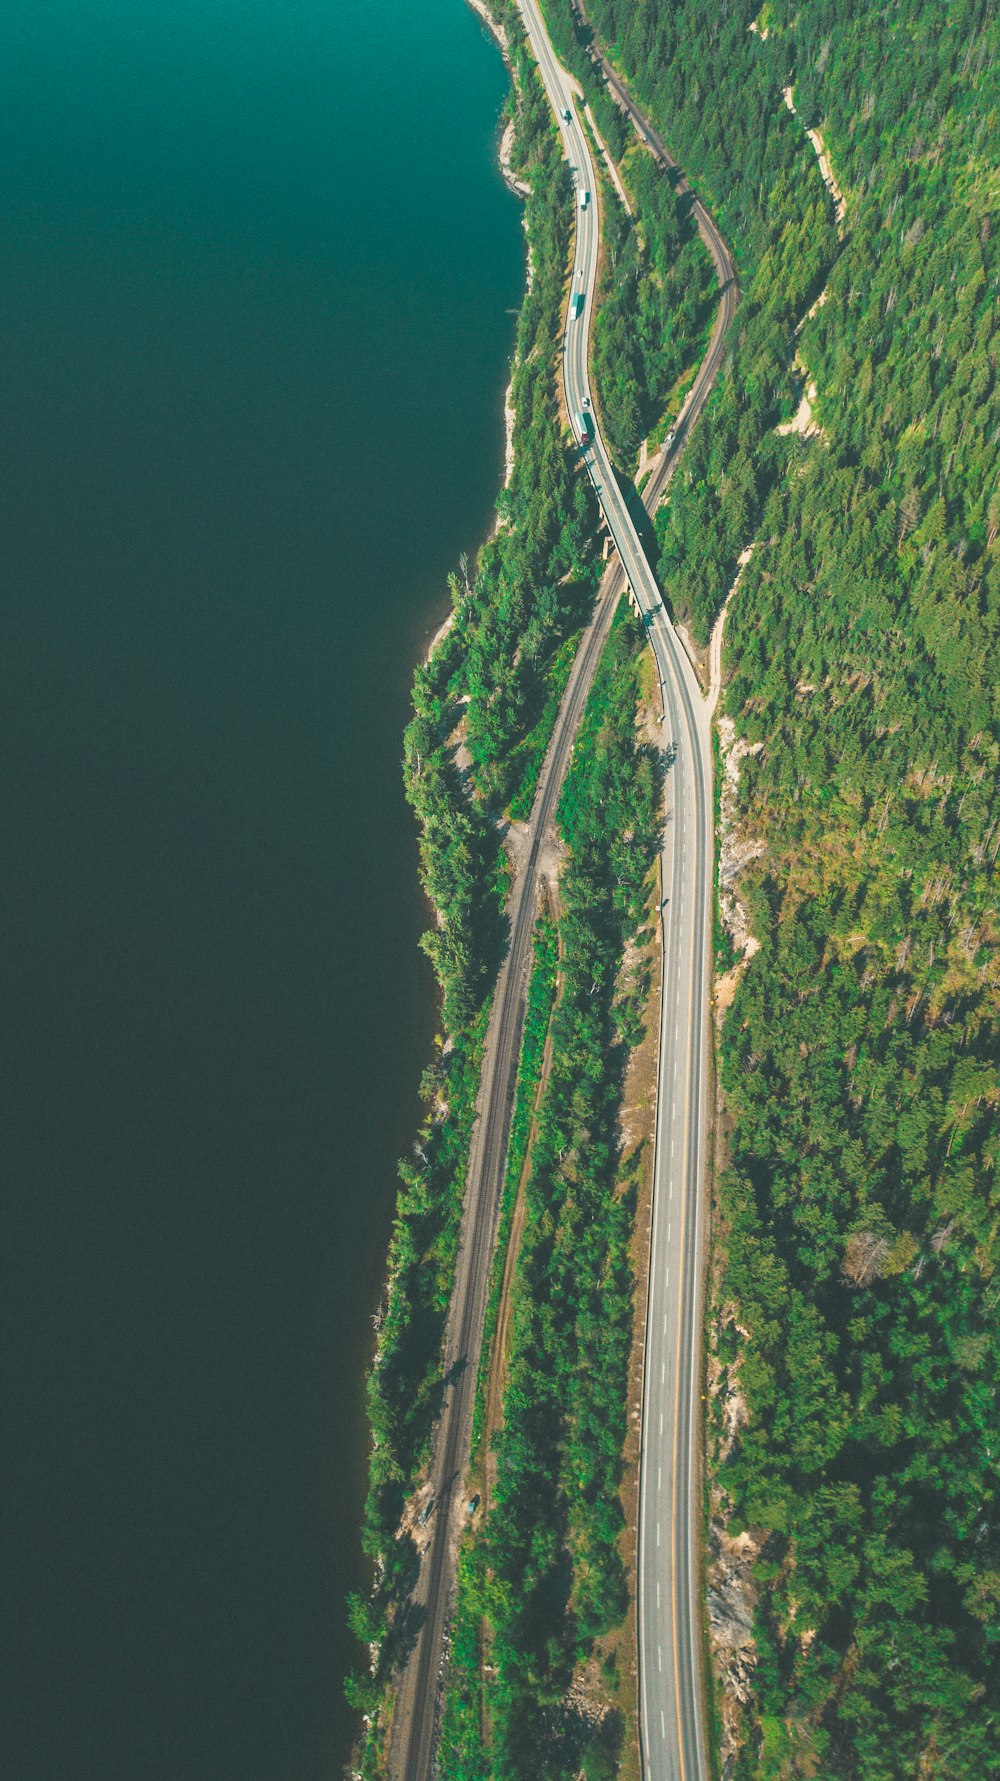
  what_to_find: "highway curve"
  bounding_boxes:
[514,4,722,1777]
[561,22,743,1781]
[570,0,738,346]
[390,5,736,1775]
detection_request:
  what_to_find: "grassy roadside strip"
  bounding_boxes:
[471,912,559,1462]
[438,613,664,1781]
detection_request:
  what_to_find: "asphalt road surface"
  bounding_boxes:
[514,5,720,1777]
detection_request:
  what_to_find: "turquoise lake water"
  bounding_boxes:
[0,2,521,1773]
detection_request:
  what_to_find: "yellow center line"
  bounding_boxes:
[668,683,702,1781]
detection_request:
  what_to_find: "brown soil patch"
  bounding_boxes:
[776,357,825,442]
[676,621,710,695]
[637,644,664,743]
[713,966,740,1019]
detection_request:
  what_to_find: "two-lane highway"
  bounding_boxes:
[391,3,728,1771]
[514,5,715,1777]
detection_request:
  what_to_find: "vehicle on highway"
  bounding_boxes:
[562,105,572,121]
[579,188,590,209]
[576,409,591,443]
[571,291,585,320]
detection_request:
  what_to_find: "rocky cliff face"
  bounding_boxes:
[705,1317,761,1779]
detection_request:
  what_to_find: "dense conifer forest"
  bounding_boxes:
[590,135,716,465]
[578,1,999,1774]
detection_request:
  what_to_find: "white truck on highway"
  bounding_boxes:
[579,188,590,209]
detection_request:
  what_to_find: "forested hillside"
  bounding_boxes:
[589,118,716,465]
[578,1,999,1775]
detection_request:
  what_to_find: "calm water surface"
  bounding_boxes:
[0,2,521,1775]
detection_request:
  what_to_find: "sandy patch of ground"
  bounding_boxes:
[464,0,507,51]
[715,713,764,1018]
[776,355,825,441]
[502,377,517,489]
[498,114,532,198]
[782,84,846,234]
[707,544,755,717]
[503,815,565,888]
[424,608,455,667]
[797,282,829,332]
